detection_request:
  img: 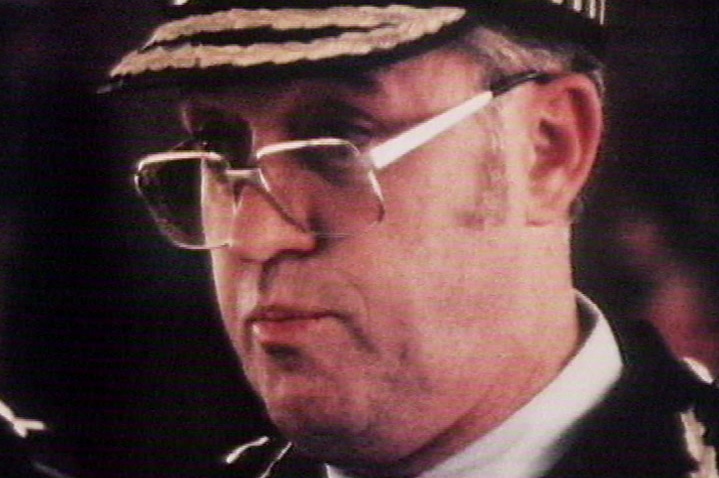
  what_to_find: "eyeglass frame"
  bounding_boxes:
[134,70,554,249]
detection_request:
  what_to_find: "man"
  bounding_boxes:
[104,1,719,477]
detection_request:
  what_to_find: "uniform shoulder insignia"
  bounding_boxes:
[222,436,293,478]
[0,397,46,438]
[681,358,719,478]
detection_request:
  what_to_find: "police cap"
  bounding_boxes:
[102,0,606,93]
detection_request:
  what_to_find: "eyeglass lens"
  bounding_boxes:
[135,142,385,248]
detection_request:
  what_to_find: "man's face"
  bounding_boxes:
[182,49,551,471]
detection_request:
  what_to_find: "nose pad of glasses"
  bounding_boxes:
[227,182,317,259]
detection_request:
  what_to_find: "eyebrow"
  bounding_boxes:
[287,96,376,136]
[320,70,380,93]
[178,100,233,133]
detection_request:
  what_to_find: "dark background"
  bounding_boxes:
[0,1,718,477]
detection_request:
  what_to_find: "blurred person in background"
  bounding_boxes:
[593,106,719,376]
[575,4,719,377]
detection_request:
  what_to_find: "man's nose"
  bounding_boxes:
[226,184,317,262]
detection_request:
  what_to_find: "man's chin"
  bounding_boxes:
[270,411,380,464]
[289,430,390,471]
[295,436,421,478]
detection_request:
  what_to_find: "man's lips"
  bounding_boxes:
[248,306,328,323]
[246,306,341,347]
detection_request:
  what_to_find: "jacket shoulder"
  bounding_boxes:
[546,318,719,478]
[682,358,719,478]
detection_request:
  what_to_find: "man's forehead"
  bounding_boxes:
[180,46,482,109]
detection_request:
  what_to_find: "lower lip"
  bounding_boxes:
[250,317,327,346]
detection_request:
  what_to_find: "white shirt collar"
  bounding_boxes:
[327,292,622,478]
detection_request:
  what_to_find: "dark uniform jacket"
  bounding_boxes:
[226,318,719,478]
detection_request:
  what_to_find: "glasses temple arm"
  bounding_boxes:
[490,71,552,95]
[366,71,552,170]
[367,90,493,170]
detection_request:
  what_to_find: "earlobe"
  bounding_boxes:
[526,74,603,226]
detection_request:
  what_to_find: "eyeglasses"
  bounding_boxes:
[134,71,551,249]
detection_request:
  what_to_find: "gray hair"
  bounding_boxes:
[450,26,605,99]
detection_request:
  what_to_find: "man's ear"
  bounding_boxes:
[526,73,603,225]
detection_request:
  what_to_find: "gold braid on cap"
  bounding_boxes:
[109,5,466,79]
